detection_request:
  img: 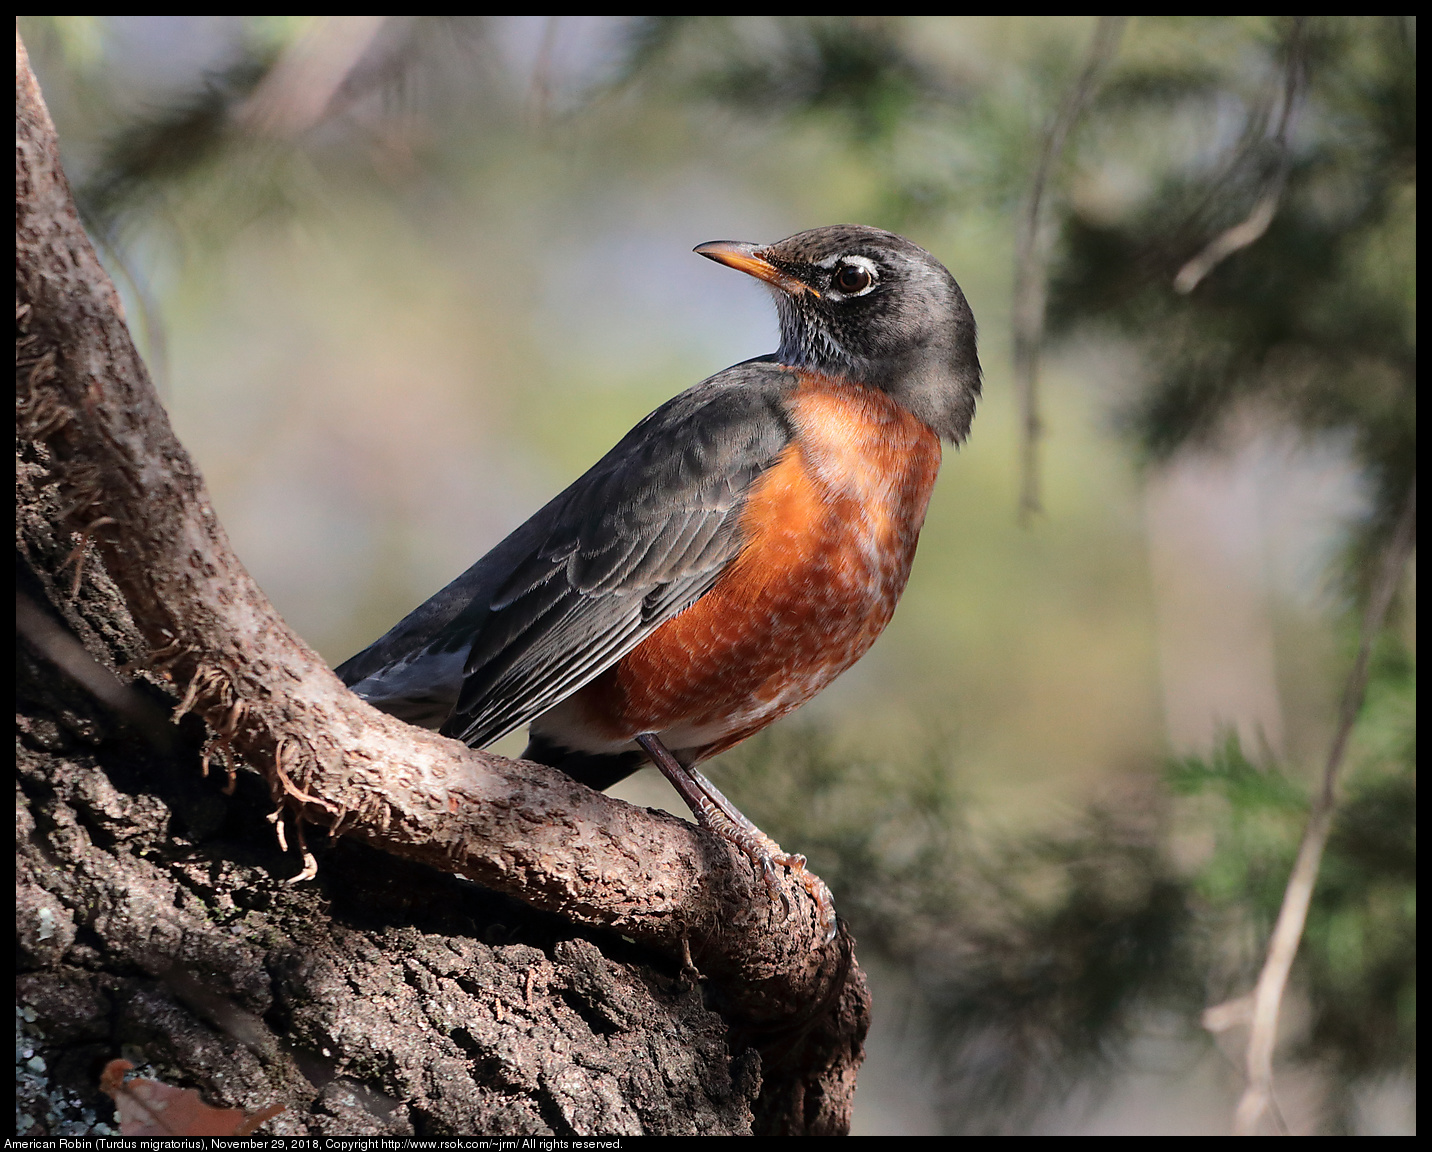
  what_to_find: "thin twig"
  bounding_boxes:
[1174,17,1306,294]
[1013,15,1125,525]
[1227,478,1416,1136]
[1173,193,1281,295]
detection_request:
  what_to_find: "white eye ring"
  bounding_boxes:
[828,255,879,297]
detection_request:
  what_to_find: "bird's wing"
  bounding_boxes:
[335,360,797,748]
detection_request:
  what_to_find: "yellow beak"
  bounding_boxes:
[694,241,816,297]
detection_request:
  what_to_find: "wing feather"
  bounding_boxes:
[336,358,796,748]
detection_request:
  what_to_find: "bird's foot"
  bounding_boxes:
[703,819,837,944]
[755,845,837,945]
[685,769,837,944]
[637,733,838,945]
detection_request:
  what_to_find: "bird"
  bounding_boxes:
[336,224,981,941]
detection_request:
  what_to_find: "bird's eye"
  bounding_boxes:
[833,263,873,294]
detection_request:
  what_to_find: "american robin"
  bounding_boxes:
[337,224,981,941]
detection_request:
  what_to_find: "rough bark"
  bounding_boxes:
[16,32,867,1137]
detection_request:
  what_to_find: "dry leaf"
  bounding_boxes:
[100,1060,284,1137]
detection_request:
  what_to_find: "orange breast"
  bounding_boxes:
[573,373,941,761]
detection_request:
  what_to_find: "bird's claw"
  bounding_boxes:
[755,849,836,944]
[759,855,792,919]
[662,755,838,945]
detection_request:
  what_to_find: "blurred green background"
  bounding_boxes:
[21,16,1414,1135]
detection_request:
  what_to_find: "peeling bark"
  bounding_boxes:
[16,32,868,1136]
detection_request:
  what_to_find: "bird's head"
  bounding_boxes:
[697,224,981,443]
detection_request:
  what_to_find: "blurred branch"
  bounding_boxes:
[1172,193,1279,295]
[1174,17,1307,294]
[15,586,175,753]
[1013,15,1125,525]
[78,16,453,233]
[1202,991,1253,1033]
[70,19,396,397]
[236,16,388,138]
[1219,476,1416,1136]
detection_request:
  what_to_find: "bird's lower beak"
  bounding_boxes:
[695,241,814,297]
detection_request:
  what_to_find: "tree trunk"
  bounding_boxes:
[15,32,867,1138]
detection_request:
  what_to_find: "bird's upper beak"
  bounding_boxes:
[694,241,816,297]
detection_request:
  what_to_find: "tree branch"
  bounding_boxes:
[16,30,866,1132]
[1012,15,1125,525]
[1173,17,1307,295]
[1213,478,1416,1136]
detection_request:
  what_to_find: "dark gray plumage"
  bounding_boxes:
[337,361,798,749]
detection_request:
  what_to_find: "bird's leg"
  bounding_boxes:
[686,763,837,942]
[636,733,836,942]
